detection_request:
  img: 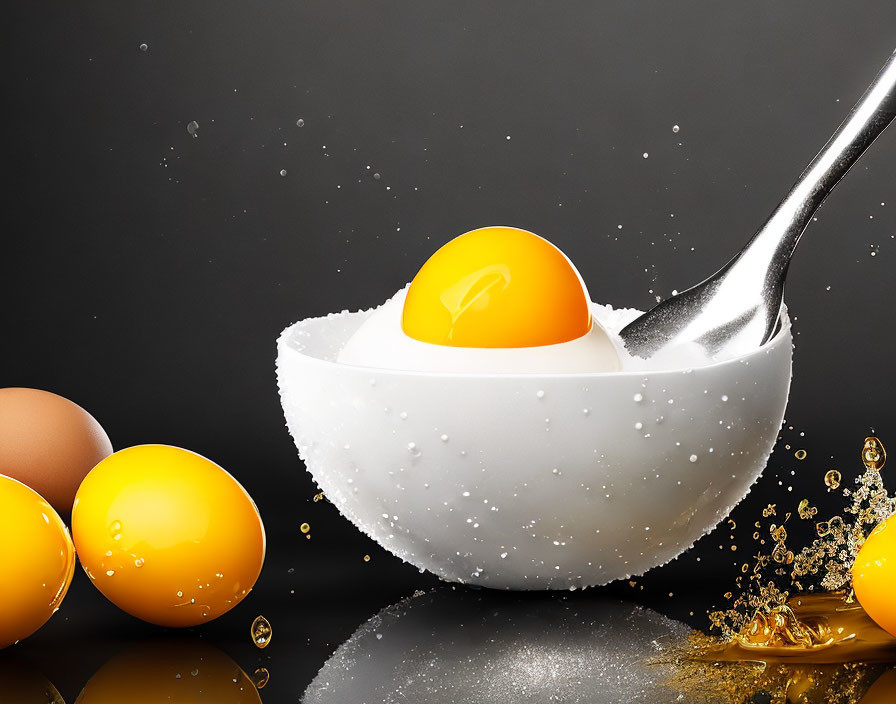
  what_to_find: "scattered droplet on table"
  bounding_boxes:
[186,121,199,138]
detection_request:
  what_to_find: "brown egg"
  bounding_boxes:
[0,387,112,517]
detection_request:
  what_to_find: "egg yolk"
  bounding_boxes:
[72,445,265,628]
[0,475,75,649]
[853,514,896,638]
[402,226,592,348]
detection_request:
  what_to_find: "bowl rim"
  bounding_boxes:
[277,301,792,381]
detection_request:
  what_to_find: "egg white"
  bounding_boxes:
[336,287,621,374]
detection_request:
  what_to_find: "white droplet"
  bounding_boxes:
[635,422,643,430]
[642,152,649,159]
[139,43,148,52]
[536,390,545,399]
[689,454,698,463]
[279,169,287,177]
[721,395,728,402]
[440,434,449,442]
[186,121,199,137]
[296,118,305,127]
[373,172,381,180]
[633,393,643,403]
[672,125,680,133]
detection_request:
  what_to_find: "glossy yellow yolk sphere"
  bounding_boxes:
[0,475,75,649]
[852,513,896,638]
[71,445,265,628]
[402,226,593,348]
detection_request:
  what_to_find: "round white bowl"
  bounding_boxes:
[276,303,792,590]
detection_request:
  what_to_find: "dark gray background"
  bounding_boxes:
[3,2,895,701]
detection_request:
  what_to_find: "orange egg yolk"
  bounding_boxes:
[401,226,592,348]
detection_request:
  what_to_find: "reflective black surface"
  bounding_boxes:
[3,2,896,702]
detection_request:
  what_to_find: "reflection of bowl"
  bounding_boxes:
[303,589,690,703]
[277,304,791,589]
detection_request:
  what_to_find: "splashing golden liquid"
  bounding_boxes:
[664,438,896,704]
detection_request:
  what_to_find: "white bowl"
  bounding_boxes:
[276,303,792,589]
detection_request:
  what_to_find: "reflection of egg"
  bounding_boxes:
[72,445,266,627]
[277,228,793,589]
[75,638,262,704]
[853,514,896,638]
[0,655,64,703]
[0,475,76,649]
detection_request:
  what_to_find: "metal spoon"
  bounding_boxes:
[620,48,896,361]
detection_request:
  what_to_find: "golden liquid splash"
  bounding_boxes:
[363,554,371,562]
[313,491,325,502]
[300,522,311,534]
[251,667,270,689]
[251,615,272,649]
[795,449,807,460]
[670,438,896,703]
[863,437,886,471]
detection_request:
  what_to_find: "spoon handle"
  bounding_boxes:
[743,48,896,271]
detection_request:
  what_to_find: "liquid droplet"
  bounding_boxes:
[313,491,325,502]
[363,554,371,562]
[279,169,287,177]
[134,557,145,568]
[251,667,270,689]
[689,454,698,463]
[186,121,199,138]
[139,43,148,52]
[300,522,310,534]
[296,118,305,127]
[794,449,807,460]
[672,124,680,133]
[251,615,272,648]
[862,436,886,471]
[824,470,841,490]
[373,172,381,180]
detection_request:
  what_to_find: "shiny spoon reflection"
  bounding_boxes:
[73,637,262,704]
[303,588,692,704]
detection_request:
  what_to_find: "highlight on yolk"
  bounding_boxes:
[0,474,75,649]
[401,226,592,348]
[853,514,896,638]
[71,444,265,628]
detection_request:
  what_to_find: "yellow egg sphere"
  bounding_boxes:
[853,513,896,638]
[74,638,262,704]
[71,445,265,627]
[402,226,592,348]
[0,475,76,649]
